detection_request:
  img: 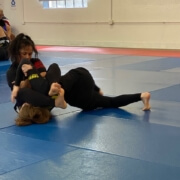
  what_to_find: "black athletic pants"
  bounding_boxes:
[17,64,141,110]
[58,67,141,110]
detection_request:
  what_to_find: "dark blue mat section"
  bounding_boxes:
[118,57,180,71]
[0,72,11,103]
[2,112,180,168]
[84,101,180,127]
[1,113,96,144]
[0,84,11,103]
[0,131,76,175]
[1,148,180,180]
[1,52,180,180]
[151,84,180,102]
[83,108,143,120]
[0,103,16,128]
[0,60,11,73]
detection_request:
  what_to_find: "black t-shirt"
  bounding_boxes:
[0,19,5,27]
[6,58,46,90]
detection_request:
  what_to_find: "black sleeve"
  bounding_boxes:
[0,19,5,26]
[6,64,17,90]
[14,59,30,86]
[27,63,61,96]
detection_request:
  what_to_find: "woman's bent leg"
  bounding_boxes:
[17,88,55,108]
[46,63,61,84]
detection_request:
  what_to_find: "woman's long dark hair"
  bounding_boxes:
[8,33,38,63]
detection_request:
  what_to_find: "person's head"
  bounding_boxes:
[9,33,38,63]
[0,9,4,19]
[15,103,51,126]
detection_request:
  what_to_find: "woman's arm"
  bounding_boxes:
[6,66,16,90]
[14,59,30,87]
[4,24,11,40]
[11,59,35,102]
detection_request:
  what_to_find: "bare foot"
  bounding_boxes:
[141,92,151,111]
[55,88,67,109]
[48,83,61,96]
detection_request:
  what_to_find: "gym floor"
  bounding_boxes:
[0,46,180,180]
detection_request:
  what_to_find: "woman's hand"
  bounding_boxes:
[21,64,33,76]
[11,85,20,103]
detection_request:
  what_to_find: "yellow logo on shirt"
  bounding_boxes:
[28,74,39,80]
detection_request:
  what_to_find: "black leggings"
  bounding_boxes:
[88,92,141,110]
[16,63,60,109]
[59,67,141,110]
[25,63,61,95]
[17,88,55,108]
[17,65,141,110]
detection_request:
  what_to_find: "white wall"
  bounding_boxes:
[2,0,180,49]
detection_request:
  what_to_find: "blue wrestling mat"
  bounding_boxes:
[1,51,180,180]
